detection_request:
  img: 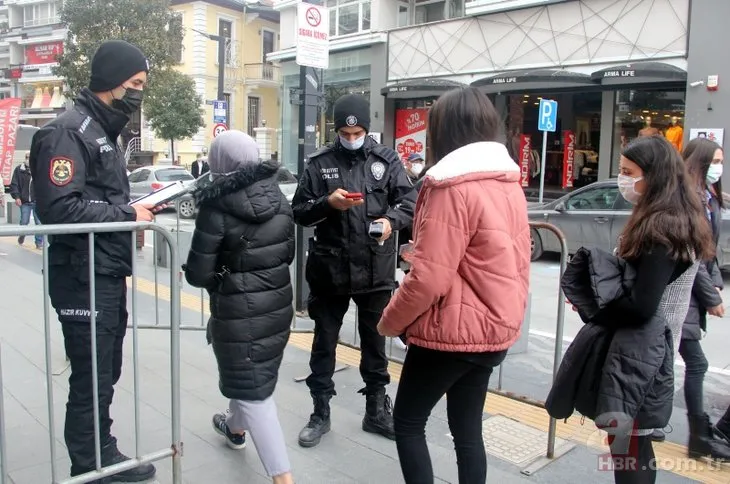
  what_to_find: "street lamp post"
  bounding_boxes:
[192,28,226,101]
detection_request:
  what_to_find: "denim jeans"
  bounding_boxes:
[19,202,42,246]
[393,344,507,484]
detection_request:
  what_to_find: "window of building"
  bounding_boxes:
[24,1,60,28]
[398,2,410,27]
[611,89,686,176]
[326,0,371,37]
[415,0,446,24]
[262,30,275,62]
[247,96,260,137]
[218,18,233,66]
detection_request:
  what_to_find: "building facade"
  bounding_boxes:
[154,0,281,166]
[272,0,730,200]
[0,0,66,126]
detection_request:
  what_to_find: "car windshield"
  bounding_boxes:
[156,169,194,182]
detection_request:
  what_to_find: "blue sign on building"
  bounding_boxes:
[213,100,228,124]
[537,99,558,132]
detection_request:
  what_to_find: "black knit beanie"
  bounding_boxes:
[89,40,150,92]
[333,94,370,133]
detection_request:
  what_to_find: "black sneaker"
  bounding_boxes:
[71,448,156,483]
[17,235,24,246]
[213,413,246,450]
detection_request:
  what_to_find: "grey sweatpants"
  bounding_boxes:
[226,396,291,477]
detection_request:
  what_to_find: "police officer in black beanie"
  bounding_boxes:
[292,94,417,447]
[30,40,157,482]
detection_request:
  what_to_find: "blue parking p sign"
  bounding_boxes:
[537,99,558,132]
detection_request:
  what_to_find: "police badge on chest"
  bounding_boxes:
[370,161,385,181]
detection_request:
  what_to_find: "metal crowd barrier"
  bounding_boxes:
[0,222,182,484]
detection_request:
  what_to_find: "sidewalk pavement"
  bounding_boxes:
[0,237,728,483]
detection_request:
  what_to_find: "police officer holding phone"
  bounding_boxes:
[293,94,416,448]
[30,40,157,482]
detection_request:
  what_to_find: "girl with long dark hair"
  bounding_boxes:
[662,138,730,460]
[602,135,715,483]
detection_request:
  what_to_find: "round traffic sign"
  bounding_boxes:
[306,7,321,27]
[213,123,228,138]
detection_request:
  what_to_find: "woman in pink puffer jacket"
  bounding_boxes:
[378,87,531,484]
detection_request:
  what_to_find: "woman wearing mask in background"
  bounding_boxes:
[656,138,730,461]
[184,131,296,484]
[377,87,531,484]
[604,135,714,483]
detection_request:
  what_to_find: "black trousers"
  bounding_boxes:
[678,338,709,416]
[306,291,391,396]
[48,265,128,472]
[609,435,656,484]
[392,345,506,484]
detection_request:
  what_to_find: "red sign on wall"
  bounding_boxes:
[519,134,531,188]
[25,41,64,65]
[394,108,428,162]
[0,98,22,186]
[562,130,575,189]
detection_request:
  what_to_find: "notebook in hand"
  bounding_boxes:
[129,181,190,208]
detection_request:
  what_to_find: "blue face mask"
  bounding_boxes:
[339,134,366,151]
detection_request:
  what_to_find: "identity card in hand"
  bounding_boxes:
[129,181,190,208]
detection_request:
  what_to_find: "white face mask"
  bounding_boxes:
[706,164,723,185]
[411,163,424,176]
[618,174,643,205]
[339,134,366,151]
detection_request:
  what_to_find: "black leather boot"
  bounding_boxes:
[714,415,730,445]
[688,414,730,461]
[70,446,156,483]
[359,387,396,441]
[298,394,331,448]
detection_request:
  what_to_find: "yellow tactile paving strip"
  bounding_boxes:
[7,241,730,483]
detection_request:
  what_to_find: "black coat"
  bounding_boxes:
[548,247,675,430]
[292,136,416,295]
[30,88,136,276]
[184,160,295,401]
[191,159,210,179]
[9,164,34,204]
[682,193,723,340]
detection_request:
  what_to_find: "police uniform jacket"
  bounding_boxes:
[292,135,416,295]
[30,88,137,277]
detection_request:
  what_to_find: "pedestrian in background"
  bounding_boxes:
[660,137,730,461]
[377,87,531,484]
[30,39,157,482]
[9,153,42,249]
[184,131,295,484]
[292,93,416,448]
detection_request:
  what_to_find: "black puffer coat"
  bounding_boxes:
[184,160,295,401]
[549,247,675,430]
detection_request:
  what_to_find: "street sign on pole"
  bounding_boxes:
[213,100,227,124]
[537,99,558,203]
[213,123,228,138]
[296,2,330,69]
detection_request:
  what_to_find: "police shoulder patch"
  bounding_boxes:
[370,161,386,181]
[49,157,74,186]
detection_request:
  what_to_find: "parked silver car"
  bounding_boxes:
[128,165,197,219]
[528,179,730,268]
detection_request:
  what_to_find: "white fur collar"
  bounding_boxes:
[426,142,518,181]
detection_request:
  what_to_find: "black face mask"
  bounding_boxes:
[112,87,144,115]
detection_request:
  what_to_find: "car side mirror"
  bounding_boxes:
[555,201,566,212]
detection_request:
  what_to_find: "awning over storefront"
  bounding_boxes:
[471,69,594,93]
[591,62,687,86]
[381,79,467,99]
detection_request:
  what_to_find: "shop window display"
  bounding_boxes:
[506,91,601,192]
[612,89,685,175]
[23,83,66,109]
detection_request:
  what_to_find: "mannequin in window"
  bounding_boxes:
[639,116,661,137]
[665,116,684,152]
